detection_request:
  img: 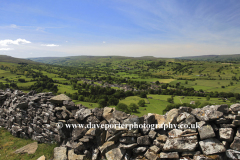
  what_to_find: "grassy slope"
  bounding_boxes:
[0,55,39,64]
[29,56,170,66]
[0,128,57,160]
[177,54,240,62]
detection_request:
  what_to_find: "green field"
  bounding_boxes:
[1,56,240,117]
[0,128,57,160]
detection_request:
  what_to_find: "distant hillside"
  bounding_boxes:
[178,54,240,62]
[29,56,171,66]
[0,55,39,64]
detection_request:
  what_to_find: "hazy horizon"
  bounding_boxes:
[0,0,240,58]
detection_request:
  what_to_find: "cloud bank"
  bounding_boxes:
[0,39,31,46]
[41,44,59,47]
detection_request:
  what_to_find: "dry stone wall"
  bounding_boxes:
[1,89,240,160]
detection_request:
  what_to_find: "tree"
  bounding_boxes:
[167,97,174,103]
[108,97,119,106]
[129,103,139,112]
[206,96,210,101]
[98,99,107,108]
[78,95,84,101]
[18,78,25,83]
[138,99,145,107]
[116,103,130,113]
[72,93,78,100]
[10,83,18,89]
[185,80,188,84]
[230,97,237,103]
[0,82,6,90]
[155,81,160,85]
[140,92,147,98]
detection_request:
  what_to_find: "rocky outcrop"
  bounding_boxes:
[1,89,240,159]
[14,142,38,154]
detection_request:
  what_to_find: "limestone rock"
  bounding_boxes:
[219,128,234,142]
[92,108,103,120]
[92,148,99,160]
[236,127,240,137]
[75,108,92,120]
[103,107,114,122]
[153,140,164,149]
[198,125,215,140]
[113,110,129,121]
[226,149,240,160]
[50,94,71,103]
[68,149,86,160]
[14,142,38,154]
[37,155,45,160]
[149,145,161,154]
[233,120,240,125]
[154,114,165,128]
[144,149,160,160]
[99,141,115,154]
[63,100,76,110]
[119,137,137,144]
[145,114,155,124]
[211,104,229,114]
[123,116,144,126]
[163,136,198,152]
[168,129,183,138]
[191,107,223,121]
[180,114,196,125]
[85,128,101,136]
[230,104,240,112]
[133,147,147,154]
[105,148,126,160]
[159,152,179,159]
[119,143,137,149]
[230,137,240,151]
[156,134,167,143]
[165,109,179,124]
[148,130,157,139]
[137,135,151,145]
[199,138,226,155]
[72,128,87,141]
[53,147,67,160]
[177,112,191,123]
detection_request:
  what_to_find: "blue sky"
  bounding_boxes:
[0,0,240,58]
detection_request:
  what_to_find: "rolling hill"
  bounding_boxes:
[177,54,240,62]
[28,56,171,66]
[0,55,39,64]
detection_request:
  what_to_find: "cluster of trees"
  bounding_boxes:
[0,82,7,90]
[115,99,146,113]
[30,75,58,93]
[67,84,133,106]
[0,82,18,90]
[116,103,138,113]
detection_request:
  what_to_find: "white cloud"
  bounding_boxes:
[103,41,106,44]
[0,39,31,46]
[41,44,60,47]
[0,48,14,51]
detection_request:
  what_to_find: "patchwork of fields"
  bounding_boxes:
[1,56,240,116]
